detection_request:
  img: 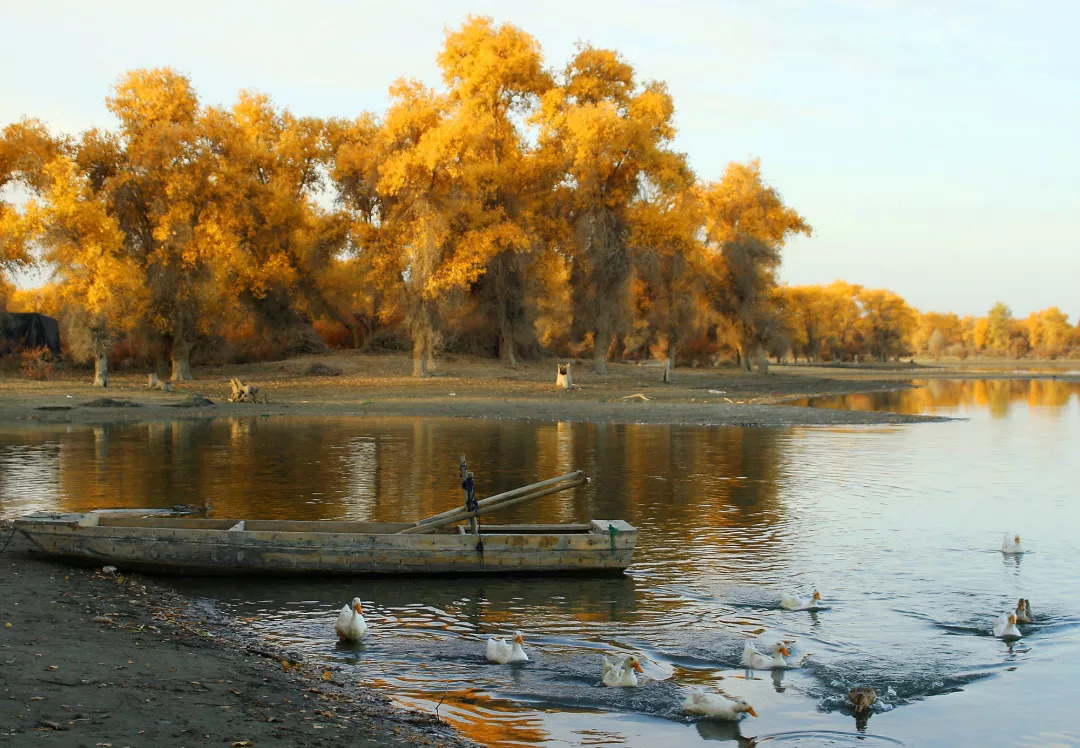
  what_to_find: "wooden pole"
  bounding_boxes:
[399,477,588,534]
[461,455,478,537]
[411,470,586,528]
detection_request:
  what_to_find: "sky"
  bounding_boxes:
[2,0,1077,320]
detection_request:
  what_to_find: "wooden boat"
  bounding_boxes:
[13,513,637,576]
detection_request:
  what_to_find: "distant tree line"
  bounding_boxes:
[782,285,1079,363]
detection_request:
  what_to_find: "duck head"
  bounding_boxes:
[351,598,363,614]
[625,655,644,673]
[773,642,790,658]
[812,591,822,601]
[1014,534,1021,545]
[1007,614,1017,625]
[513,632,525,645]
[736,700,758,717]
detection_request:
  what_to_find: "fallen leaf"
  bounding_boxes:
[3,622,11,628]
[322,670,332,681]
[46,665,59,671]
[231,740,253,746]
[30,697,43,701]
[315,709,333,718]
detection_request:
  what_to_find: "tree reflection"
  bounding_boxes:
[793,379,1079,418]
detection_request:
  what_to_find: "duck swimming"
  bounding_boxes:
[993,613,1022,640]
[682,688,757,720]
[741,641,790,669]
[1015,598,1033,623]
[848,685,877,713]
[780,590,826,611]
[486,632,529,664]
[1001,533,1024,554]
[601,654,644,687]
[335,597,368,642]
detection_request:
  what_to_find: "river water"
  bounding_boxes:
[1,378,1077,746]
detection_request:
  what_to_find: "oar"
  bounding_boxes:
[407,470,586,529]
[397,474,588,535]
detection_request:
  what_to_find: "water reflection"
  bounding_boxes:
[0,418,788,543]
[788,378,1080,417]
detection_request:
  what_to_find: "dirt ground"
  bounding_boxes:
[0,351,992,428]
[0,528,473,748]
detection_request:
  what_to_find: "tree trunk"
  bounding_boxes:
[593,328,611,374]
[738,345,752,372]
[662,356,674,383]
[753,346,769,374]
[499,318,517,368]
[169,309,194,381]
[93,354,108,388]
[412,333,429,377]
[171,346,193,381]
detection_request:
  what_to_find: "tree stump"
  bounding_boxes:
[147,373,173,392]
[228,377,265,403]
[556,362,573,389]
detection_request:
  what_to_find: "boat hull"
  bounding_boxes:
[14,514,637,576]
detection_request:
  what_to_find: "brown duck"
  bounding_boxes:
[848,686,877,713]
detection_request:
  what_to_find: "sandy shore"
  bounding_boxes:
[0,527,472,747]
[0,352,975,428]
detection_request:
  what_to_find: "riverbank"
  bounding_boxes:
[0,352,980,427]
[0,526,472,747]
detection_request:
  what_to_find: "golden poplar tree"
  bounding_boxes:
[700,160,810,372]
[0,120,62,280]
[16,155,147,385]
[537,46,682,373]
[856,288,916,361]
[437,17,553,366]
[211,92,345,353]
[104,68,236,379]
[627,172,700,376]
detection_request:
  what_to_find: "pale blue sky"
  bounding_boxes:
[2,0,1077,319]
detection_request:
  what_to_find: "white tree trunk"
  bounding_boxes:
[93,354,108,388]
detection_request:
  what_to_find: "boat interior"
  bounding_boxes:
[89,514,599,535]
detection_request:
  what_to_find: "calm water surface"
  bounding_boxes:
[1,378,1078,747]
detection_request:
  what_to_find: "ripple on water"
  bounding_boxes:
[752,731,904,746]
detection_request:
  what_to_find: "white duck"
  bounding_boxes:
[1001,533,1024,554]
[1015,598,1033,623]
[335,597,368,642]
[601,654,644,687]
[780,590,826,611]
[741,641,790,669]
[682,688,758,720]
[993,613,1022,640]
[486,631,529,664]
